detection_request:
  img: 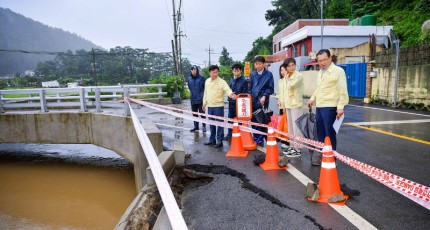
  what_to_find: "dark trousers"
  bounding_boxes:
[227,102,236,137]
[191,103,206,130]
[208,106,224,144]
[316,107,337,150]
[251,117,267,144]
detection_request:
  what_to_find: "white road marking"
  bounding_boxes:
[155,122,189,131]
[159,120,378,229]
[348,119,430,125]
[286,164,378,230]
[348,104,430,117]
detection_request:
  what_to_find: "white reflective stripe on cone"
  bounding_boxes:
[322,146,333,151]
[267,141,277,145]
[321,162,336,169]
[233,122,239,126]
[232,133,241,137]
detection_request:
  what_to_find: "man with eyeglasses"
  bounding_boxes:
[307,49,349,153]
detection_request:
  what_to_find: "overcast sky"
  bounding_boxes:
[1,0,274,66]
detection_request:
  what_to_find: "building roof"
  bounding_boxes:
[273,19,349,42]
[280,25,393,48]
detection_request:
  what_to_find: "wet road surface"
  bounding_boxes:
[135,99,430,230]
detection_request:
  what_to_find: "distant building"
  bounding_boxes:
[42,80,59,88]
[24,70,35,77]
[67,82,78,88]
[270,18,393,69]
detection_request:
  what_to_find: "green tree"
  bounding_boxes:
[0,79,8,89]
[219,47,234,66]
[326,0,351,18]
[34,46,175,86]
[244,36,273,62]
[149,74,187,98]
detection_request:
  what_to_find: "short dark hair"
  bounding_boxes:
[316,49,331,58]
[279,58,296,79]
[253,56,266,63]
[231,63,243,70]
[209,65,219,72]
[283,58,296,66]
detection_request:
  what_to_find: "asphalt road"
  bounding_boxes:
[136,99,430,230]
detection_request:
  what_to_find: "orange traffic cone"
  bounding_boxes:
[226,120,249,158]
[260,127,288,170]
[309,136,348,205]
[240,123,257,151]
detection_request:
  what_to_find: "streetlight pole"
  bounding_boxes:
[321,0,324,50]
[393,39,400,107]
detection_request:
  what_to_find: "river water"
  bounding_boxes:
[0,144,136,229]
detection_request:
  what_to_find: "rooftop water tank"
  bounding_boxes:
[360,14,377,25]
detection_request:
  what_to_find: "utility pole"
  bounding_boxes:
[178,30,183,75]
[206,45,213,66]
[92,48,98,86]
[393,39,400,107]
[177,0,183,76]
[320,0,324,50]
[171,40,178,75]
[172,0,179,75]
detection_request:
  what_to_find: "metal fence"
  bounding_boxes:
[0,84,167,115]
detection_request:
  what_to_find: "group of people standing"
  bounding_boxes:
[187,49,349,161]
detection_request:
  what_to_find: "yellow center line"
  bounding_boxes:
[345,123,430,145]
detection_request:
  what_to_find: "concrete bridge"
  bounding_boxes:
[0,85,171,191]
[0,85,187,229]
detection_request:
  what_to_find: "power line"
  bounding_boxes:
[0,48,172,56]
[187,25,268,35]
[164,0,173,31]
[205,45,214,66]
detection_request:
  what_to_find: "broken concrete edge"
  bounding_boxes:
[152,206,173,230]
[115,185,160,230]
[146,150,176,186]
[173,140,186,166]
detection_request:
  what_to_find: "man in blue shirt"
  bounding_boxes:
[187,65,207,132]
[225,63,249,141]
[249,56,274,145]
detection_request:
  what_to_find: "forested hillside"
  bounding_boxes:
[0,8,102,75]
[245,0,430,61]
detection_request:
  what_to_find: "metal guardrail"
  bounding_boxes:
[127,101,188,229]
[0,84,167,115]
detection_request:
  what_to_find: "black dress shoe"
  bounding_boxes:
[190,128,199,132]
[204,141,216,145]
[202,126,207,132]
[223,136,231,141]
[214,143,223,148]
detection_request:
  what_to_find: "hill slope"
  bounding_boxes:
[0,8,103,75]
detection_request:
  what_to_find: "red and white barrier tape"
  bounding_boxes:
[334,151,430,210]
[128,98,323,149]
[129,98,430,210]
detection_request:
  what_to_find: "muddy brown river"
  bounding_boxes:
[0,144,136,229]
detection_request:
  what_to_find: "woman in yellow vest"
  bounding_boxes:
[278,58,304,157]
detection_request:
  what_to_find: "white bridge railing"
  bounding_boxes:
[0,84,167,115]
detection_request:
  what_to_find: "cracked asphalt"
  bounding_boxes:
[135,99,430,230]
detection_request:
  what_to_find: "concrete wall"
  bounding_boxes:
[372,64,430,106]
[0,113,163,192]
[301,70,319,98]
[312,36,370,51]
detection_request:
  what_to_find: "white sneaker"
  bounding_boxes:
[282,147,294,155]
[284,148,301,158]
[281,144,290,149]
